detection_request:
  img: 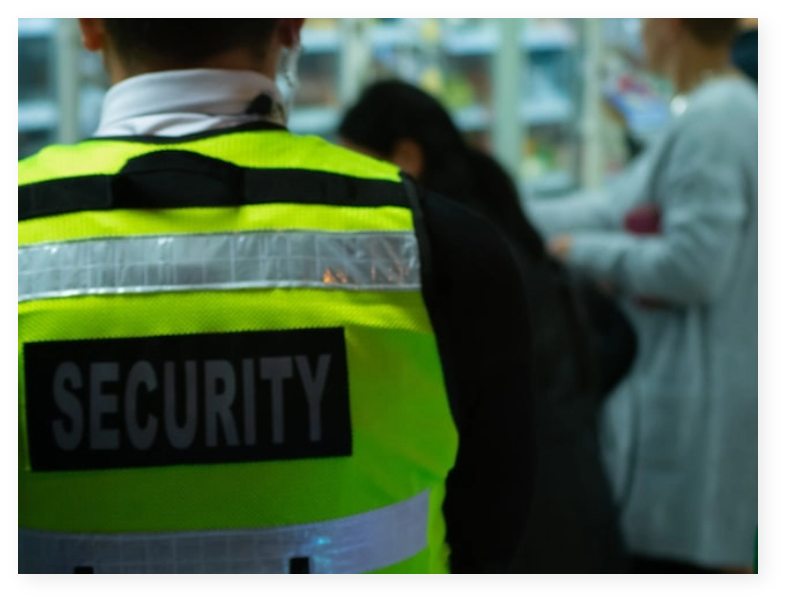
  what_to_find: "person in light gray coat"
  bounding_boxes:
[528,18,757,572]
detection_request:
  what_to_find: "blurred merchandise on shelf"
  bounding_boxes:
[18,18,109,159]
[519,19,581,199]
[521,127,573,181]
[603,71,671,145]
[363,18,584,200]
[439,18,495,117]
[602,17,644,64]
[367,18,494,129]
[304,18,338,31]
[368,19,444,93]
[599,18,672,174]
[526,18,577,49]
[289,19,342,136]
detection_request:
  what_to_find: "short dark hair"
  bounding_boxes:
[102,19,280,66]
[681,19,739,46]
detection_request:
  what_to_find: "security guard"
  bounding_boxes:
[18,19,535,573]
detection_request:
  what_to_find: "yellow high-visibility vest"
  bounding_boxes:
[18,128,459,573]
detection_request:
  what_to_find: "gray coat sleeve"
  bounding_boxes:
[525,188,615,238]
[567,112,750,306]
[525,151,655,238]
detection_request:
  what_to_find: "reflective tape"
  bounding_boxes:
[18,230,421,303]
[19,490,429,574]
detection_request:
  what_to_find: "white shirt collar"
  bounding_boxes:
[94,69,286,137]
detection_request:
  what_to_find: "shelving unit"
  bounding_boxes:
[18,99,57,133]
[522,21,577,51]
[369,26,409,48]
[18,18,58,158]
[521,96,575,127]
[289,18,359,139]
[357,18,588,201]
[18,18,106,159]
[301,27,341,54]
[17,17,56,39]
[514,19,584,200]
[441,26,498,56]
[596,18,673,177]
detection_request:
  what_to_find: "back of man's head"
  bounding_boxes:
[102,19,281,67]
[680,19,739,47]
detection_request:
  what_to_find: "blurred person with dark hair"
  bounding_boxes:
[529,18,757,573]
[18,19,537,574]
[732,18,758,84]
[340,80,639,573]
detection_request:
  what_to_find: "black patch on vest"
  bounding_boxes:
[24,328,351,471]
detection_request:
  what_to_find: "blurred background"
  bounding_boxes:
[17,18,676,203]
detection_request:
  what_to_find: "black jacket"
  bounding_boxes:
[413,188,536,573]
[431,186,635,573]
[510,254,633,573]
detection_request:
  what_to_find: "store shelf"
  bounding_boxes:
[18,99,57,132]
[521,96,574,126]
[453,104,490,132]
[370,25,418,48]
[438,23,577,55]
[18,18,56,38]
[453,97,575,132]
[603,19,643,58]
[442,28,498,55]
[605,91,671,142]
[302,28,341,54]
[522,171,575,198]
[522,24,577,52]
[454,98,575,132]
[289,106,340,135]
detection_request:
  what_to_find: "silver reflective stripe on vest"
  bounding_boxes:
[19,490,429,574]
[18,230,421,303]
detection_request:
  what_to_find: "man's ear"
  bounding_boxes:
[77,18,107,52]
[392,139,424,180]
[277,19,306,48]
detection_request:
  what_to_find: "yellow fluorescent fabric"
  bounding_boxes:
[18,204,415,247]
[18,131,401,187]
[18,130,458,573]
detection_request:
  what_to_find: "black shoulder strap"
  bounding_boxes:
[19,150,410,222]
[400,172,436,298]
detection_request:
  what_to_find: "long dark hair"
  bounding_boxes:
[341,80,638,421]
[338,79,545,257]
